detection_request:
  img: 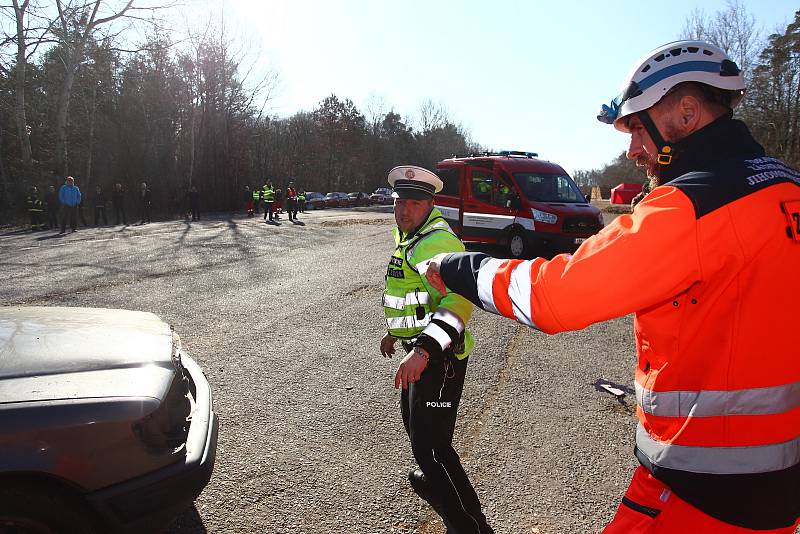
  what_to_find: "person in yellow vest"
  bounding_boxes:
[252,186,262,216]
[380,165,494,534]
[262,181,276,222]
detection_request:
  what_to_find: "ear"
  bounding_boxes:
[678,95,702,132]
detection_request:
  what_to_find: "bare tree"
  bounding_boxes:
[416,99,449,132]
[51,0,172,177]
[1,0,57,169]
[364,92,388,136]
[681,0,762,84]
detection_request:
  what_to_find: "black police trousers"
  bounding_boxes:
[401,355,492,534]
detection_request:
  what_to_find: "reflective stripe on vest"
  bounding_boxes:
[383,292,431,310]
[636,380,800,418]
[386,315,431,330]
[635,424,800,474]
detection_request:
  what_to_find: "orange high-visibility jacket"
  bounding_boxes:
[439,146,800,525]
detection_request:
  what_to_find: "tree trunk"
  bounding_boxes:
[13,0,32,168]
[84,84,97,187]
[0,111,8,220]
[55,62,78,178]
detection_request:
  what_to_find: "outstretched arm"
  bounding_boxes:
[424,186,704,334]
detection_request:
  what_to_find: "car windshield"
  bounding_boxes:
[513,173,586,203]
[374,188,391,195]
[326,193,336,198]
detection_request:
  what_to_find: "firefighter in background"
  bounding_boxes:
[286,182,298,221]
[273,187,283,217]
[244,185,254,217]
[262,181,276,221]
[298,190,306,213]
[26,186,45,231]
[423,41,800,533]
[380,165,494,534]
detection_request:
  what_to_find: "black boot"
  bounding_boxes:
[408,468,494,534]
[409,469,459,533]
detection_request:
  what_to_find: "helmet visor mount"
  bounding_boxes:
[597,81,642,124]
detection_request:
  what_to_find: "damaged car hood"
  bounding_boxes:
[0,307,177,403]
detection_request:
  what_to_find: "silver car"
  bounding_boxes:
[0,307,218,533]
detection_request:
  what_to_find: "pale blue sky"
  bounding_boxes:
[203,0,797,174]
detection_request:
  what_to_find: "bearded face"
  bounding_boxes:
[634,116,683,186]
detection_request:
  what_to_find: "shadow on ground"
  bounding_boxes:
[164,505,207,534]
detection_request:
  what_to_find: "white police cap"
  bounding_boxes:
[387,165,443,199]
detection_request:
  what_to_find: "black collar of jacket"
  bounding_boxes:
[660,114,765,183]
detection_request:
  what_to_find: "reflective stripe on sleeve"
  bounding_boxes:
[635,424,800,474]
[382,292,431,310]
[421,322,452,351]
[431,308,465,334]
[386,315,431,330]
[636,380,800,418]
[476,258,505,315]
[508,259,536,328]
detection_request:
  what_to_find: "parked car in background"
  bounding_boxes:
[304,191,327,210]
[348,192,372,206]
[370,187,393,205]
[0,306,218,534]
[325,192,352,208]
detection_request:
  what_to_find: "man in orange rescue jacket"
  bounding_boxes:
[422,40,800,533]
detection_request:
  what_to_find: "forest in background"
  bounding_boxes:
[1,1,798,220]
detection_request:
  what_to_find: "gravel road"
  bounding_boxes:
[0,208,640,533]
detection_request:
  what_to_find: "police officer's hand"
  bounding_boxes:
[380,333,397,358]
[395,347,429,390]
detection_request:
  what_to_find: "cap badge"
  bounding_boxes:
[405,169,415,179]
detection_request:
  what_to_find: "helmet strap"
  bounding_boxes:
[637,111,674,166]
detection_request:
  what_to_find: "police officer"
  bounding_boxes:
[424,41,800,532]
[380,165,494,534]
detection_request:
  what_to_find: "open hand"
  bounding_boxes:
[380,333,397,358]
[394,348,429,390]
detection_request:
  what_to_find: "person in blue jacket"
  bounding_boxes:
[58,176,82,233]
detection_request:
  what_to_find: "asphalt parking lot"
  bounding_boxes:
[0,207,640,533]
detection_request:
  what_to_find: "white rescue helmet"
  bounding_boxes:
[598,40,746,132]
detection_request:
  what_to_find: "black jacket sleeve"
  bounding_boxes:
[439,252,493,310]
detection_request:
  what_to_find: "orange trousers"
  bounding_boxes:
[603,466,799,534]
